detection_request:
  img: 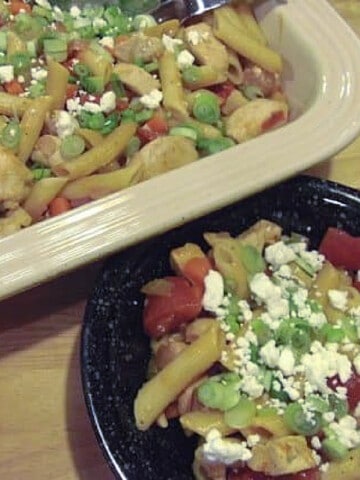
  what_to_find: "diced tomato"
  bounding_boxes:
[319,227,360,270]
[261,109,287,132]
[48,197,72,217]
[182,256,212,286]
[137,124,159,144]
[4,80,24,95]
[9,0,31,14]
[228,467,320,480]
[137,112,169,145]
[115,98,129,111]
[328,371,360,411]
[79,92,101,105]
[210,80,235,104]
[143,276,203,338]
[65,84,78,100]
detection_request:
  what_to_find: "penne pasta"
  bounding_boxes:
[6,31,26,56]
[182,64,227,90]
[234,2,268,45]
[213,7,283,73]
[134,324,223,431]
[53,122,137,180]
[23,177,68,220]
[0,93,33,117]
[144,19,180,38]
[75,129,104,148]
[61,162,142,200]
[180,411,236,437]
[227,48,244,85]
[78,46,113,85]
[46,59,69,110]
[159,50,189,120]
[113,62,160,95]
[18,96,53,163]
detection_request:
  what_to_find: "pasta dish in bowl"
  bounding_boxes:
[81,176,360,480]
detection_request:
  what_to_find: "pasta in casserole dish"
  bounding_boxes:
[134,221,360,480]
[0,0,289,237]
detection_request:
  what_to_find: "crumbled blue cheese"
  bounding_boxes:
[100,91,116,113]
[202,269,224,313]
[139,89,163,109]
[0,65,14,83]
[265,241,296,270]
[328,289,348,311]
[162,34,183,52]
[203,429,252,464]
[177,50,195,70]
[54,110,78,139]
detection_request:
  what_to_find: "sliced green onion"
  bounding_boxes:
[197,136,235,155]
[269,380,289,402]
[290,329,311,355]
[284,403,321,436]
[328,394,348,420]
[294,255,316,277]
[306,395,330,414]
[73,62,90,78]
[322,437,349,461]
[26,40,37,58]
[249,343,260,363]
[260,369,273,392]
[78,110,92,128]
[32,167,51,181]
[224,313,240,335]
[182,65,201,84]
[110,73,126,98]
[78,26,96,40]
[32,5,52,20]
[28,82,46,98]
[241,84,264,100]
[224,396,257,428]
[88,112,105,131]
[121,108,136,123]
[341,317,358,342]
[101,112,120,135]
[192,91,220,125]
[320,324,345,343]
[104,6,132,33]
[257,406,278,417]
[9,52,31,76]
[43,38,68,62]
[197,380,240,411]
[169,126,197,141]
[239,244,266,275]
[135,109,153,123]
[144,61,159,73]
[81,76,104,94]
[126,136,141,157]
[1,121,21,149]
[133,14,157,30]
[60,134,85,159]
[251,318,272,346]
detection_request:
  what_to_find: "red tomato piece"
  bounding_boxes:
[115,98,129,111]
[319,227,360,270]
[228,467,320,480]
[261,110,287,132]
[210,80,235,104]
[143,276,203,338]
[65,84,78,100]
[182,256,212,286]
[328,371,360,411]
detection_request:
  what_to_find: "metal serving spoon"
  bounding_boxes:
[147,0,233,24]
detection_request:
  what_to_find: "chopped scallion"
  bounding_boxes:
[0,121,21,150]
[60,134,85,159]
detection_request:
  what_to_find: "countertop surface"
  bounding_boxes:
[1,1,360,479]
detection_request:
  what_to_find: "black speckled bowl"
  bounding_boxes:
[81,175,360,480]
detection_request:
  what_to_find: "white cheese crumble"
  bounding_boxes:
[353,354,360,375]
[329,415,360,449]
[54,111,78,139]
[70,6,81,18]
[250,273,289,322]
[260,339,280,368]
[100,91,116,113]
[82,102,102,113]
[177,49,195,70]
[162,34,183,52]
[52,6,64,22]
[328,289,348,311]
[31,67,47,81]
[311,436,322,450]
[93,18,107,29]
[0,65,14,83]
[278,347,296,376]
[202,270,224,313]
[139,89,163,109]
[265,241,296,270]
[203,429,252,464]
[186,30,209,46]
[35,0,51,9]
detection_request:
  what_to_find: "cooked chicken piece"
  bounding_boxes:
[114,33,164,63]
[184,23,229,75]
[248,435,316,476]
[237,219,282,251]
[31,135,64,168]
[0,207,32,237]
[225,98,288,143]
[129,136,198,181]
[113,63,160,95]
[0,147,33,205]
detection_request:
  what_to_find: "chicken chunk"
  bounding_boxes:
[129,136,198,181]
[0,207,32,237]
[113,63,160,95]
[0,147,33,205]
[225,98,288,143]
[184,23,229,75]
[114,33,164,63]
[248,435,317,476]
